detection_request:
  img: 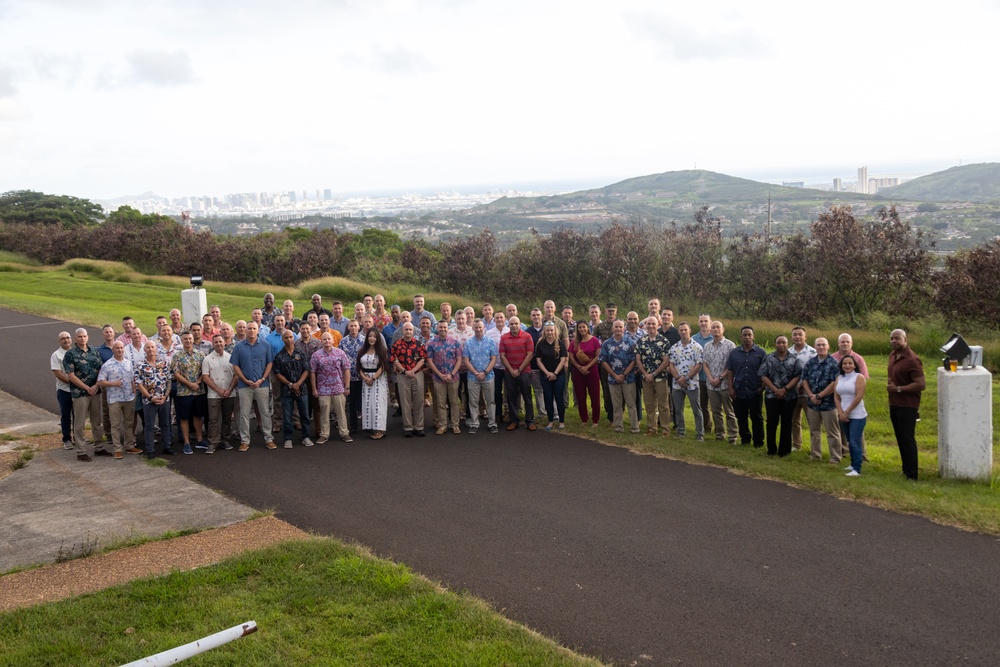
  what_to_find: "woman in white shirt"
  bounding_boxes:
[834,355,867,476]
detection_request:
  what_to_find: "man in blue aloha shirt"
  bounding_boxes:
[599,319,639,434]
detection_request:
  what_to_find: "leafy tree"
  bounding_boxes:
[0,190,104,226]
[810,205,932,326]
[934,240,1000,327]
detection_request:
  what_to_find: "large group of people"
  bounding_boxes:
[50,292,926,480]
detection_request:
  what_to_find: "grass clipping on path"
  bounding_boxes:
[0,538,603,667]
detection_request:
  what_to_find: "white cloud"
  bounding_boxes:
[0,66,15,97]
[124,49,197,86]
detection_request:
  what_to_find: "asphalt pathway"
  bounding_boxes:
[4,308,1000,666]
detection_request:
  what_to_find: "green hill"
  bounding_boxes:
[875,163,1000,203]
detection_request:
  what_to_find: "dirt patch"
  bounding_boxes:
[0,516,309,611]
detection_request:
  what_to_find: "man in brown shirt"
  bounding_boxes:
[887,329,926,480]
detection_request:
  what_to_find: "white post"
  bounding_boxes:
[180,288,207,329]
[937,367,993,481]
[119,621,257,666]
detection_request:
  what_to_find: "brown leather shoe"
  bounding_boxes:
[125,447,143,455]
[113,452,124,460]
[506,422,518,431]
[527,423,537,431]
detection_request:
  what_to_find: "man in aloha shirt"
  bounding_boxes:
[800,337,843,463]
[261,293,278,331]
[426,320,464,435]
[463,318,498,434]
[116,316,145,346]
[668,322,705,440]
[598,319,640,434]
[281,300,300,334]
[635,316,671,436]
[202,333,237,454]
[97,340,137,458]
[691,314,715,437]
[274,329,313,448]
[135,339,173,458]
[789,326,816,451]
[171,330,207,454]
[451,311,475,421]
[372,294,392,329]
[310,331,353,444]
[64,328,107,460]
[703,321,738,443]
[624,311,644,422]
[391,323,427,437]
[339,319,365,432]
[758,335,803,457]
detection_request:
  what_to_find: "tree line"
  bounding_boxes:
[1,194,998,329]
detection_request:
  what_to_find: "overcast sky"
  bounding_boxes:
[1,0,997,199]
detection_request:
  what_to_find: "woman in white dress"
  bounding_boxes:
[358,328,389,439]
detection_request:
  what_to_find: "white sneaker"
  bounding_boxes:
[302,437,314,447]
[845,469,860,477]
[844,465,854,471]
[63,440,74,450]
[283,440,293,449]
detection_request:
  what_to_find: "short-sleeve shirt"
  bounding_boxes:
[295,337,322,365]
[51,347,70,392]
[463,335,498,382]
[171,349,206,396]
[635,336,671,380]
[702,338,736,391]
[229,338,275,389]
[691,331,713,381]
[888,347,925,409]
[201,350,234,399]
[499,330,534,372]
[759,352,802,401]
[668,340,704,390]
[599,336,637,384]
[339,335,365,381]
[134,359,171,405]
[63,345,103,398]
[390,338,427,372]
[97,357,135,404]
[802,355,840,411]
[426,336,464,383]
[274,348,310,397]
[726,345,767,399]
[310,347,351,396]
[533,338,567,375]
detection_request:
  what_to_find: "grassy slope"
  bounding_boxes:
[0,539,603,667]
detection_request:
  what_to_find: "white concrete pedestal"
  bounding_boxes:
[181,288,207,329]
[937,367,993,481]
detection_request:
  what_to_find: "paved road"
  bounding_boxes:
[5,308,1000,665]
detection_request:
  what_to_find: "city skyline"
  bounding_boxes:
[1,1,997,200]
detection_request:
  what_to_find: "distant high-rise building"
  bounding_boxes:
[782,181,804,188]
[857,166,869,194]
[324,188,333,201]
[833,178,842,192]
[303,190,308,202]
[288,191,296,204]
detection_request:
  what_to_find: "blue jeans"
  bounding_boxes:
[57,388,73,442]
[281,392,311,441]
[844,416,867,472]
[142,400,172,453]
[541,373,567,423]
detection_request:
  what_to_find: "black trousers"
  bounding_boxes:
[733,392,764,447]
[890,405,919,480]
[765,397,795,456]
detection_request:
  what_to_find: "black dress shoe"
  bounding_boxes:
[414,430,425,437]
[77,453,93,462]
[161,448,176,455]
[404,431,413,438]
[93,449,113,457]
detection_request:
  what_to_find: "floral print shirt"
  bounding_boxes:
[463,336,498,382]
[802,355,840,411]
[702,338,736,391]
[426,336,464,383]
[668,340,704,390]
[134,359,171,405]
[599,336,637,384]
[63,345,103,398]
[339,334,365,381]
[635,336,671,381]
[310,347,351,396]
[758,352,803,401]
[390,338,427,372]
[97,357,135,404]
[171,349,206,396]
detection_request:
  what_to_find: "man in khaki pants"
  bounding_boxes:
[309,332,352,444]
[391,323,427,437]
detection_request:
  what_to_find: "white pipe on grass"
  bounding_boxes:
[119,621,257,666]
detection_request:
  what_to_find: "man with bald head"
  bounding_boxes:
[888,329,925,480]
[230,321,276,451]
[51,331,75,449]
[391,323,427,437]
[98,340,137,458]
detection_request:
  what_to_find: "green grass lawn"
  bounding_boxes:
[0,539,603,667]
[559,357,1000,534]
